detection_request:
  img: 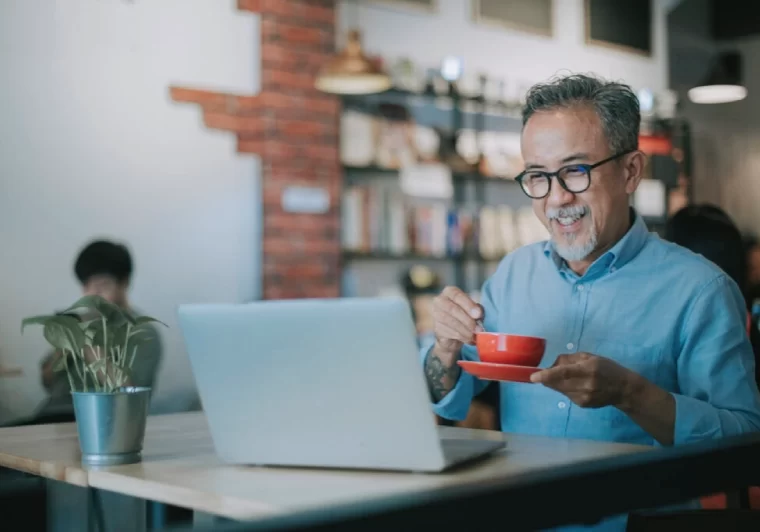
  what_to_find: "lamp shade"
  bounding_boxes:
[315,30,392,95]
[688,51,747,104]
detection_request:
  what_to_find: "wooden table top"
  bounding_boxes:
[0,412,652,520]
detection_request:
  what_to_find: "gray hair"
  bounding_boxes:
[521,73,640,154]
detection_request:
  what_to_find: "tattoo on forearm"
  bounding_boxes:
[425,353,461,402]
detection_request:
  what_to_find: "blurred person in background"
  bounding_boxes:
[665,204,760,511]
[665,204,760,388]
[743,235,760,327]
[34,240,163,423]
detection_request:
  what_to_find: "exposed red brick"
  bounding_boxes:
[303,4,334,24]
[169,87,228,106]
[174,0,340,300]
[264,236,339,256]
[263,69,318,91]
[267,213,340,231]
[275,119,328,137]
[203,112,268,134]
[261,43,330,70]
[237,0,262,12]
[277,23,324,46]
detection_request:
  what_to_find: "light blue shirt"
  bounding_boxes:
[421,210,760,529]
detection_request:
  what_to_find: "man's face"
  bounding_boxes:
[521,106,641,264]
[83,275,128,306]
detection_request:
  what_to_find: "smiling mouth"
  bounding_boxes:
[552,211,587,233]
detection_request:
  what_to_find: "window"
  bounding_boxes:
[472,0,553,37]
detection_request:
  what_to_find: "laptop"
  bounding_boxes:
[177,297,505,473]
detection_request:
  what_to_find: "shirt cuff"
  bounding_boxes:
[672,392,722,444]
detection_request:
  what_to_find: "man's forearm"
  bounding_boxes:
[425,346,461,402]
[618,373,676,446]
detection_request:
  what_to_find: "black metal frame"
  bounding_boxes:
[184,432,760,531]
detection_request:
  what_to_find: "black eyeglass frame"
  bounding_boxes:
[514,150,634,199]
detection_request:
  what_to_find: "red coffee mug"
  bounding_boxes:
[475,332,546,367]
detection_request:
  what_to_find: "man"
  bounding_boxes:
[37,240,162,421]
[422,74,760,529]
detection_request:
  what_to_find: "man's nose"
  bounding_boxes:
[546,177,575,207]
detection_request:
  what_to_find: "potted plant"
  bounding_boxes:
[21,295,166,466]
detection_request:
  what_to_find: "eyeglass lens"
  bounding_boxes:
[520,166,590,198]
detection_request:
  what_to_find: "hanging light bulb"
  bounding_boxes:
[315,30,392,95]
[688,51,747,104]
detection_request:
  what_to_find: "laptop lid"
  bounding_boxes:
[178,297,447,472]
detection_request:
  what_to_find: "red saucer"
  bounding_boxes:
[458,360,539,383]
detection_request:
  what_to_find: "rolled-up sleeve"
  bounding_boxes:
[673,274,760,444]
[419,276,500,421]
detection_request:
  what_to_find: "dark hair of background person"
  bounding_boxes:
[665,204,760,388]
[665,204,747,300]
[73,240,133,285]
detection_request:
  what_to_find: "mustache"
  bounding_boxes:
[546,205,589,220]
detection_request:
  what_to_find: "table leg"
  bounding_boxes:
[46,479,146,532]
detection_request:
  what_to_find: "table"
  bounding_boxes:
[0,411,652,530]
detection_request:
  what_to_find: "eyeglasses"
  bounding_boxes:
[514,150,633,199]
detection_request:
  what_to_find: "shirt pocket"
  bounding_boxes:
[577,337,672,444]
[581,337,671,388]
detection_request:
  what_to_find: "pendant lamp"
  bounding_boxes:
[688,51,747,104]
[315,30,392,95]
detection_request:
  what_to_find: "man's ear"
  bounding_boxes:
[624,151,647,194]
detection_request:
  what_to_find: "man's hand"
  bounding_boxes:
[530,352,676,445]
[431,286,484,359]
[529,352,633,408]
[426,286,484,402]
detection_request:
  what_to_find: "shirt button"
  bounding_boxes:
[566,342,574,350]
[558,401,567,409]
[577,285,584,292]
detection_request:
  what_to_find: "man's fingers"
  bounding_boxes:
[443,286,483,320]
[551,353,587,367]
[530,361,586,385]
[434,296,477,335]
[435,324,469,347]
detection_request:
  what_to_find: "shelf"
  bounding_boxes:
[342,250,499,262]
[343,87,493,106]
[343,165,520,185]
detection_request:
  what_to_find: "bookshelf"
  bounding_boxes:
[339,85,538,296]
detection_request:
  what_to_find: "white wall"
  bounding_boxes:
[340,0,676,95]
[683,36,760,235]
[0,0,261,421]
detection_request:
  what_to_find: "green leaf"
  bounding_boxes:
[61,295,135,325]
[110,322,130,352]
[78,318,100,330]
[52,354,67,372]
[39,315,87,353]
[134,316,168,328]
[21,314,59,334]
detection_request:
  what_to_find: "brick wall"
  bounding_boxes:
[170,0,341,299]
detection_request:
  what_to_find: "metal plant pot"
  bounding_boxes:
[71,386,151,466]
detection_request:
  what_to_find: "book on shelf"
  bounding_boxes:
[341,183,549,259]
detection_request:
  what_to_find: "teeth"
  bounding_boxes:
[558,215,580,226]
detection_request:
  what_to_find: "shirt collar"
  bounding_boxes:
[543,208,649,276]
